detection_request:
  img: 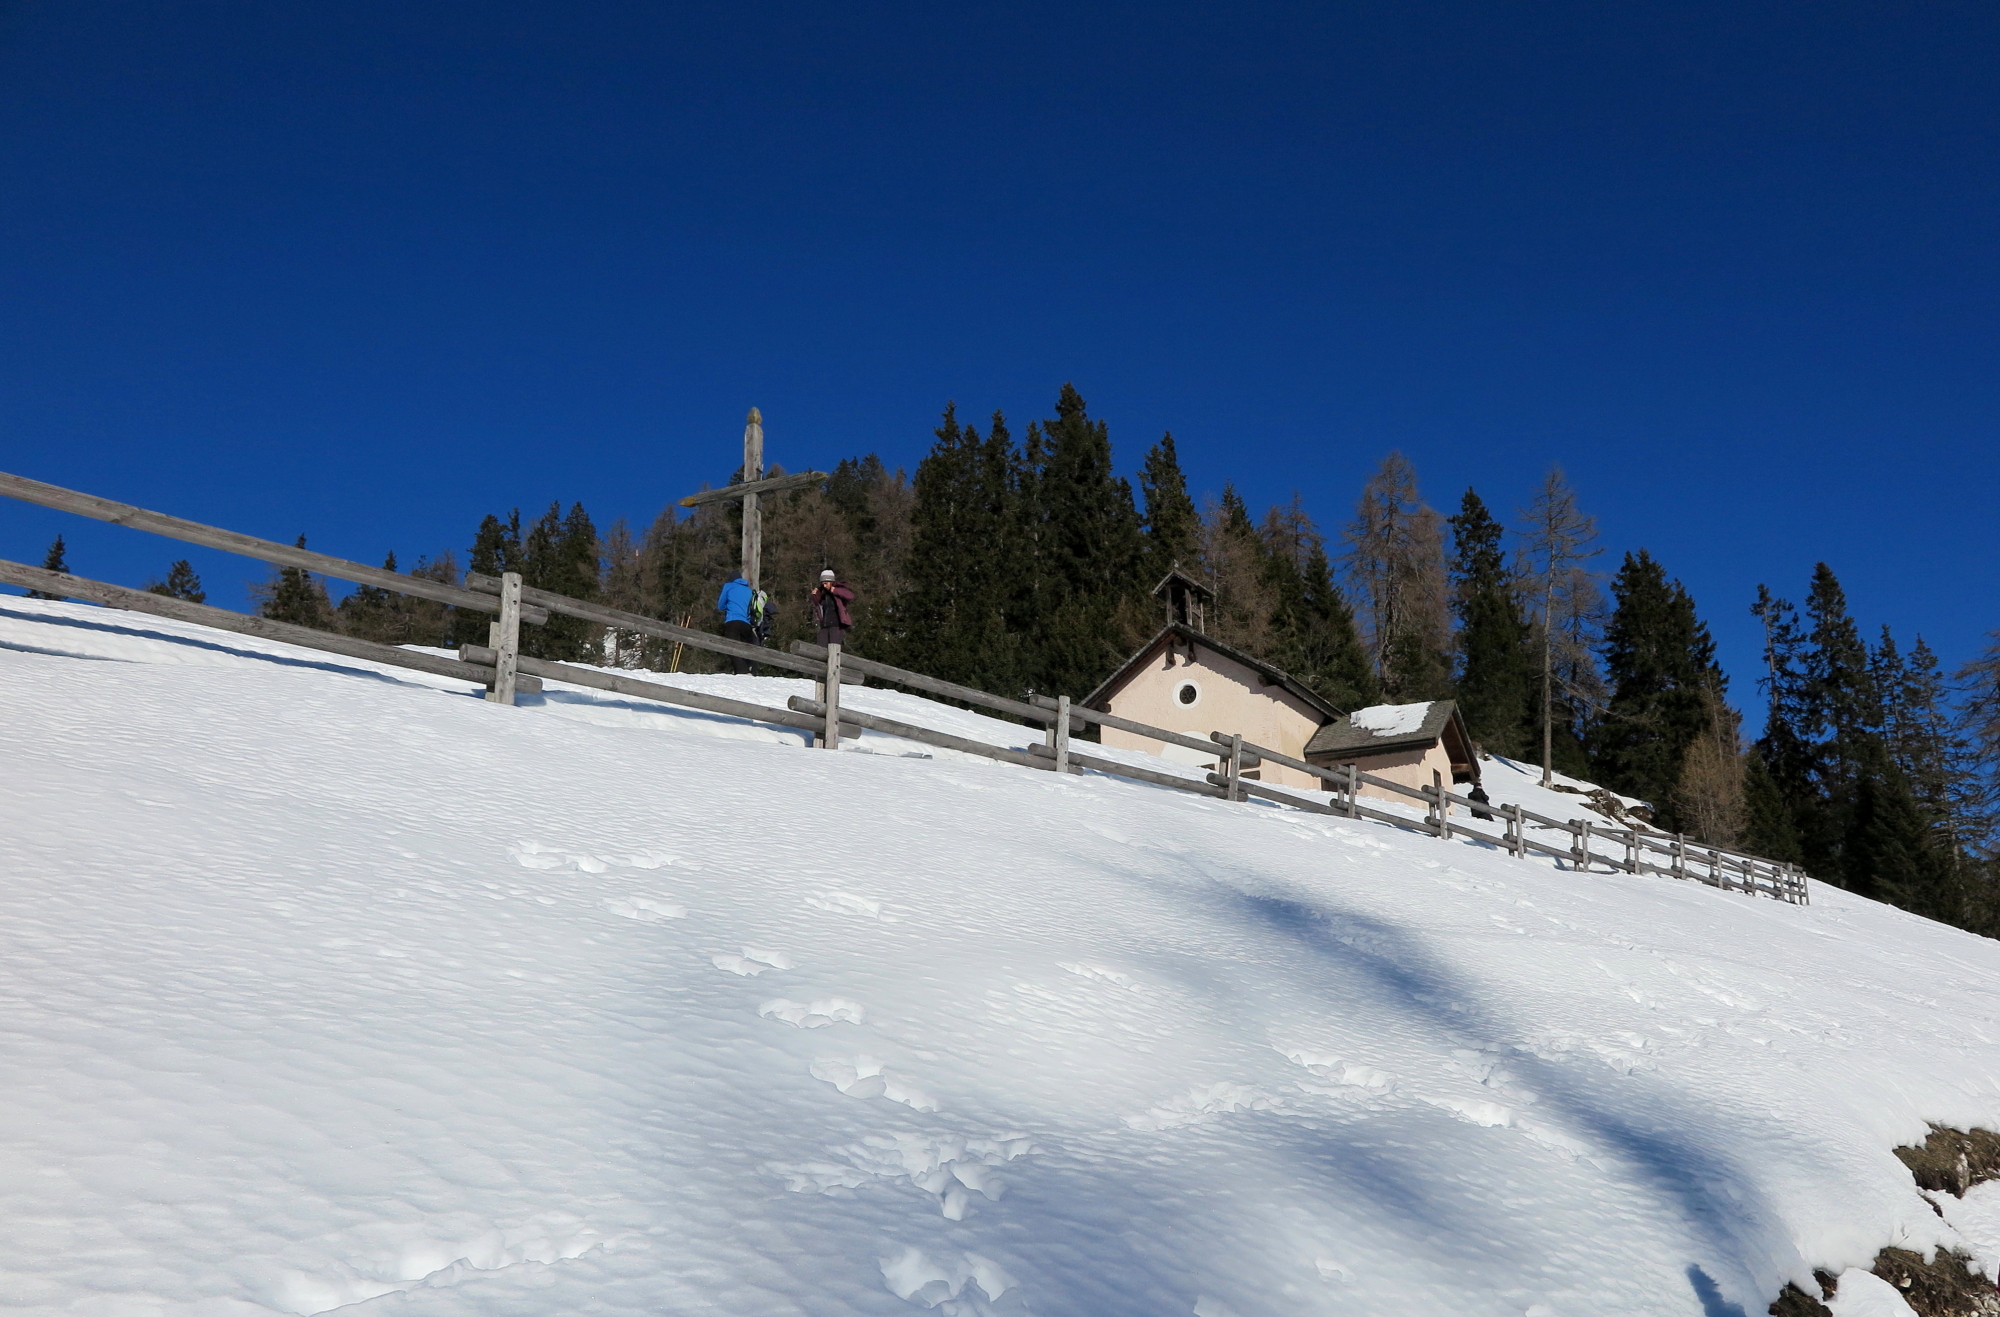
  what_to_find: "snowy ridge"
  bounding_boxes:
[4,595,2000,1316]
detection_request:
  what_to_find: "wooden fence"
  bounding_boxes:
[2,469,1808,907]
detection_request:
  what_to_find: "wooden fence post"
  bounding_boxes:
[1225,733,1246,802]
[1054,695,1073,774]
[1431,769,1450,840]
[486,571,522,705]
[1672,833,1687,881]
[822,642,842,749]
[1508,803,1524,858]
[1626,826,1641,874]
[1577,818,1593,872]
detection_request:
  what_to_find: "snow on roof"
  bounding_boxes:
[1348,701,1433,737]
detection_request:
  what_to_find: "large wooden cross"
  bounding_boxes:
[677,407,828,590]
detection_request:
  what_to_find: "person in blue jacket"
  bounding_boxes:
[716,576,761,674]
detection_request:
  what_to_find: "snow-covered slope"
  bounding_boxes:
[5,595,2000,1317]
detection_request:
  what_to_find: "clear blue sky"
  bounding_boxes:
[2,1,1995,707]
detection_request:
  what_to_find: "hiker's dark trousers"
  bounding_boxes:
[721,619,759,674]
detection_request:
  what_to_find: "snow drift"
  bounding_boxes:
[5,595,2000,1317]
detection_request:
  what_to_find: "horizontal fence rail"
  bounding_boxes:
[0,470,551,625]
[0,559,540,694]
[458,644,829,737]
[2,470,1808,908]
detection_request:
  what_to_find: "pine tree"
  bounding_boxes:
[1448,489,1535,758]
[453,510,525,647]
[1022,384,1144,698]
[1297,542,1379,711]
[883,406,1026,694]
[1751,585,1817,853]
[1139,431,1201,582]
[258,535,335,630]
[1518,467,1601,785]
[26,535,68,598]
[1800,563,1876,884]
[336,552,404,643]
[1740,745,1802,863]
[1844,746,1947,909]
[1257,498,1376,710]
[1591,550,1724,829]
[1888,634,1985,863]
[1958,631,2000,860]
[469,510,523,579]
[519,502,602,662]
[147,560,207,603]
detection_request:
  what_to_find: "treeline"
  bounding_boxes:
[41,384,2000,933]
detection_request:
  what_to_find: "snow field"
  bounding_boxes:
[4,596,2000,1316]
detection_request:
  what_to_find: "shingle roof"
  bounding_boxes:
[1080,624,1343,723]
[1303,700,1465,760]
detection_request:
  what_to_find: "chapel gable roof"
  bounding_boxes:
[1080,623,1344,724]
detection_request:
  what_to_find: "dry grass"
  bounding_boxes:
[1869,1248,2000,1317]
[1895,1125,2000,1197]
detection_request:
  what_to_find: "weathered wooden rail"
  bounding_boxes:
[0,471,552,626]
[0,559,540,695]
[3,469,1807,906]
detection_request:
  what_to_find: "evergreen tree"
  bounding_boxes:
[1799,562,1876,883]
[1021,384,1144,698]
[147,560,207,603]
[1139,431,1201,582]
[1844,746,1947,909]
[1257,498,1376,710]
[1296,542,1379,711]
[1958,631,2000,860]
[882,406,1026,694]
[1740,745,1803,864]
[1591,550,1723,829]
[1752,584,1817,851]
[469,510,523,579]
[26,535,68,598]
[1887,634,1984,863]
[337,552,418,644]
[453,510,525,646]
[1448,489,1535,757]
[520,501,602,662]
[258,535,335,630]
[338,551,394,638]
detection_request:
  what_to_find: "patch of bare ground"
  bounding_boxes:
[1897,1126,2000,1198]
[1769,1126,2000,1315]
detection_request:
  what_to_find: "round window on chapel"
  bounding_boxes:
[1176,682,1199,706]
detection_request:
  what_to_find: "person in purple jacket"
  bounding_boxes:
[809,569,856,649]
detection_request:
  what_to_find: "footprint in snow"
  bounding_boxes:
[711,946,794,976]
[511,842,685,872]
[760,997,865,1028]
[809,1056,938,1111]
[1123,1082,1279,1131]
[602,896,686,922]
